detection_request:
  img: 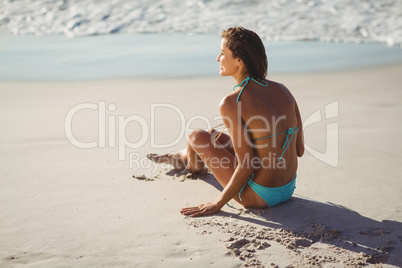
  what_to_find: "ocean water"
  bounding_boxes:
[1,0,402,80]
[2,34,402,81]
[1,0,401,47]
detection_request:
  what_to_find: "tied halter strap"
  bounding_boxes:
[213,77,267,146]
[254,127,299,161]
[233,77,268,103]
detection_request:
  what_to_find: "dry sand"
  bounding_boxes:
[1,64,401,267]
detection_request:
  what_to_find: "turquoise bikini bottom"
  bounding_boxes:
[239,174,297,207]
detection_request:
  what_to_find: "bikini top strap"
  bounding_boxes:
[233,77,268,103]
[253,127,299,161]
[278,127,299,161]
[233,77,250,103]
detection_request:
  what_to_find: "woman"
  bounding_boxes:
[148,26,304,217]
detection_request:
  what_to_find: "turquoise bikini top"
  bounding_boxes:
[233,76,299,161]
[233,76,268,103]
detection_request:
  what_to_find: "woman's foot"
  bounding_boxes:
[197,166,209,175]
[147,153,186,171]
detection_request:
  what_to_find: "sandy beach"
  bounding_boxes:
[0,63,401,267]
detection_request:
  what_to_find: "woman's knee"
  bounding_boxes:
[188,129,213,148]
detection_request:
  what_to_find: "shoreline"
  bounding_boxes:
[1,61,401,83]
[1,34,402,82]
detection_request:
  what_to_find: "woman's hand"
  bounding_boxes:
[180,202,221,217]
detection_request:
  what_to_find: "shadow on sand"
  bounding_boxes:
[172,171,402,266]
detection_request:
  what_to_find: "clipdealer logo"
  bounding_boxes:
[303,100,339,167]
[64,100,339,168]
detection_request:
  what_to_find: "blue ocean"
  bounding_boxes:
[1,0,401,80]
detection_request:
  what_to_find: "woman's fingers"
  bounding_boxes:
[180,205,204,216]
[183,209,205,217]
[180,206,202,216]
[180,206,198,212]
[189,211,203,217]
[180,203,220,217]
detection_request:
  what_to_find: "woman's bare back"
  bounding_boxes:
[228,79,302,187]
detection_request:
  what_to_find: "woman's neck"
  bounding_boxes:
[233,73,248,85]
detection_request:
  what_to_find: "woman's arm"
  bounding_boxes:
[295,101,304,157]
[180,95,256,217]
[214,96,256,207]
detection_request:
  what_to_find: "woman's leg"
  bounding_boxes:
[186,128,235,173]
[146,151,186,170]
[187,129,268,207]
[148,128,263,207]
[147,128,234,172]
[187,130,265,207]
[186,129,238,190]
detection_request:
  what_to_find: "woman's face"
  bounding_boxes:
[216,39,241,77]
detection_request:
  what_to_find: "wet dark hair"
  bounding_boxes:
[221,26,268,79]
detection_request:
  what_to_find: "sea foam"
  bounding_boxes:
[0,0,401,47]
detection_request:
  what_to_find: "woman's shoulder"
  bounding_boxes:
[266,80,293,99]
[219,90,239,107]
[219,91,240,115]
[266,79,287,89]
